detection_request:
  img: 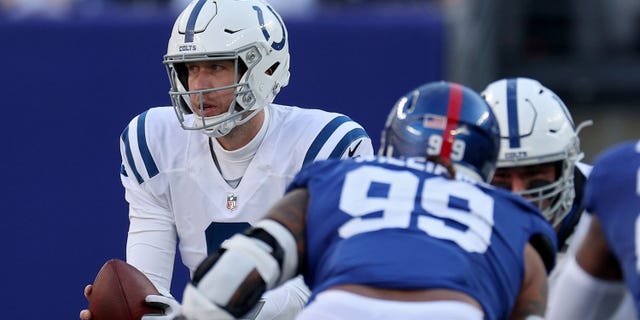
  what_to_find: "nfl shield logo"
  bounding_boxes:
[226,194,238,211]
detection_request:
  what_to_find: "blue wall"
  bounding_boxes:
[0,6,443,318]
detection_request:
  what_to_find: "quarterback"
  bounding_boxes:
[80,0,372,319]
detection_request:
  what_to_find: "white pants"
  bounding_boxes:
[295,290,484,320]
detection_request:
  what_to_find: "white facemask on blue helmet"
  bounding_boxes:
[164,0,290,137]
[481,77,590,227]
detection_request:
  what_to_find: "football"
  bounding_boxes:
[88,259,164,320]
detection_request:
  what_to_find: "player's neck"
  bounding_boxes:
[216,109,266,151]
[209,108,270,187]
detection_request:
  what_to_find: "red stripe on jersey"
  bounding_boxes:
[441,84,463,159]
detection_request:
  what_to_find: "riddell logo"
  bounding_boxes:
[179,44,197,52]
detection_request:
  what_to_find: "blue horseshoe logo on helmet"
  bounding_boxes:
[252,5,286,51]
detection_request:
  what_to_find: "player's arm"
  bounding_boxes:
[509,244,548,320]
[80,126,178,320]
[546,215,626,320]
[251,188,310,320]
[119,115,178,295]
[575,214,622,280]
[181,188,308,320]
[340,137,374,159]
[124,181,177,295]
[326,116,374,160]
[323,115,373,159]
[263,188,308,251]
[121,168,177,296]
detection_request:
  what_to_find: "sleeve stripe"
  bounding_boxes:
[136,111,160,180]
[119,164,128,177]
[121,126,144,184]
[303,116,351,165]
[328,127,369,159]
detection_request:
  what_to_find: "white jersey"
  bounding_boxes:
[297,291,484,320]
[119,104,373,294]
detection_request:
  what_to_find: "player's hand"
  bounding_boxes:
[79,285,93,320]
[142,294,182,320]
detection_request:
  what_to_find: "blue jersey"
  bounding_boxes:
[584,140,640,312]
[287,156,557,320]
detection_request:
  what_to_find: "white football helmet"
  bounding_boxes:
[164,0,290,137]
[481,77,588,227]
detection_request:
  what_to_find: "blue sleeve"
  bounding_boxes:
[286,159,342,192]
[583,141,637,214]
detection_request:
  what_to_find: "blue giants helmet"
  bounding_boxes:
[379,81,501,182]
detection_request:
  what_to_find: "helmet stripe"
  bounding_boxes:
[185,0,208,43]
[506,78,521,148]
[441,83,463,160]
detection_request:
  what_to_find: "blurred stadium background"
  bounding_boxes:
[1,0,637,318]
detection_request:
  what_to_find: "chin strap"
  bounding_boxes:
[557,167,587,251]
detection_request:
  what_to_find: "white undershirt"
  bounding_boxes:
[209,107,270,188]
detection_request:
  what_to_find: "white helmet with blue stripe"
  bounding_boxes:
[164,0,290,137]
[481,77,585,226]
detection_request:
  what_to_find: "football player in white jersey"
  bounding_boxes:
[79,0,373,319]
[481,77,635,319]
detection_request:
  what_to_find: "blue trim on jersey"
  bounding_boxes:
[557,203,580,248]
[303,116,351,165]
[328,128,369,159]
[120,164,128,177]
[136,111,159,180]
[506,78,520,148]
[121,127,144,184]
[185,0,207,43]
